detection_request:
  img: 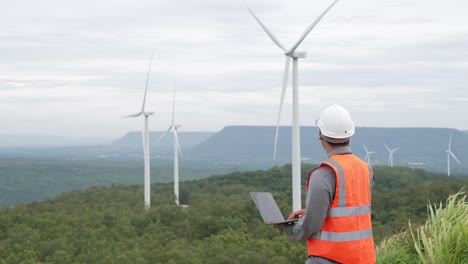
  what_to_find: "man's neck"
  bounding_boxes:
[326,146,340,154]
[324,142,339,154]
[326,145,353,158]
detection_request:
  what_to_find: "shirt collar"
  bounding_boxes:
[327,146,352,158]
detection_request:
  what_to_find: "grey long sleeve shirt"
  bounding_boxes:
[284,146,352,241]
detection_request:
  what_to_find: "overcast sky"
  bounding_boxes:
[1,0,467,139]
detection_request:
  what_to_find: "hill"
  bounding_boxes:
[189,126,468,174]
[0,131,214,160]
[0,165,466,263]
[0,159,238,207]
[1,127,466,175]
[112,131,214,149]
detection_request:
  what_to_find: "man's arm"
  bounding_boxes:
[283,166,336,241]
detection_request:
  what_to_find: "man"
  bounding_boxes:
[275,104,376,264]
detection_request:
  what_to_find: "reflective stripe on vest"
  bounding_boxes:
[312,228,373,242]
[329,205,371,217]
[325,158,347,206]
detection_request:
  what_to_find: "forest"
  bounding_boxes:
[0,159,240,207]
[0,164,467,263]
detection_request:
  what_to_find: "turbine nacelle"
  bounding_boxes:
[287,51,307,58]
[122,111,154,119]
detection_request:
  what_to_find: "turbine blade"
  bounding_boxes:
[173,129,183,157]
[449,151,461,165]
[171,80,176,125]
[247,7,287,52]
[288,0,339,54]
[448,135,452,151]
[363,145,369,153]
[122,112,142,118]
[384,144,391,152]
[273,56,291,159]
[394,147,400,152]
[155,127,171,145]
[141,53,154,113]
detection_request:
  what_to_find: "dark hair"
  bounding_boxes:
[319,131,350,146]
[327,140,350,147]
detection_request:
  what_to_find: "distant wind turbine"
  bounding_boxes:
[155,81,183,205]
[384,144,400,167]
[122,54,154,209]
[446,135,461,176]
[248,0,339,211]
[363,145,376,165]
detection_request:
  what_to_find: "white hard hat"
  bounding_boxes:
[315,104,355,143]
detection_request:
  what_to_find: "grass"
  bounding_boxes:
[377,190,467,264]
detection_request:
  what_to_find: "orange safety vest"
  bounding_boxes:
[306,154,376,264]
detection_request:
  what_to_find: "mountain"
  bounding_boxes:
[188,126,468,174]
[112,131,215,149]
[0,132,214,160]
[1,127,467,175]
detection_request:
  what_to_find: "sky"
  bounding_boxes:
[1,0,467,139]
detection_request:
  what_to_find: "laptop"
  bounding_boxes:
[250,192,299,225]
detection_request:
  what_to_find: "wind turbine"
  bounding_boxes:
[155,81,183,205]
[122,54,154,210]
[248,0,339,211]
[363,145,376,165]
[384,144,400,167]
[446,135,461,176]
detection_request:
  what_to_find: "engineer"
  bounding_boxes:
[275,104,376,264]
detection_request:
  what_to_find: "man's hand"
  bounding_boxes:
[288,209,306,220]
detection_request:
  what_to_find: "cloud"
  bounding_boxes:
[0,0,467,137]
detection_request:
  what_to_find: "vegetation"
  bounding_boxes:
[371,166,467,242]
[376,191,467,263]
[0,164,467,263]
[0,159,240,207]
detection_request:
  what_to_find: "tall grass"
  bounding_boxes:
[377,191,467,264]
[375,231,418,264]
[410,191,467,264]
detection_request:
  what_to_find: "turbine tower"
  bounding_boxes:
[248,0,339,211]
[363,145,375,165]
[384,144,400,167]
[155,81,183,205]
[446,136,461,176]
[122,54,154,209]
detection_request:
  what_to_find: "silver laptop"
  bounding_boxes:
[250,192,299,225]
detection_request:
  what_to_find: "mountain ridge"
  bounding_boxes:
[1,126,466,174]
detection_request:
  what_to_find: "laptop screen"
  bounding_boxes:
[250,192,297,225]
